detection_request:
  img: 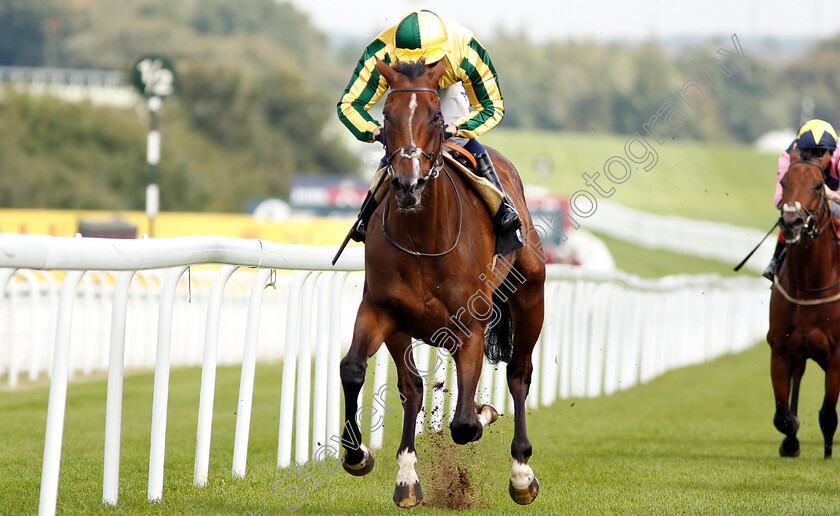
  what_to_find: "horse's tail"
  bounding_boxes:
[484,291,513,364]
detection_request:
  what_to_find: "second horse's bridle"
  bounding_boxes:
[781,160,831,241]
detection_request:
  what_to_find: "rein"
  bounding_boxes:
[774,276,840,306]
[378,167,463,257]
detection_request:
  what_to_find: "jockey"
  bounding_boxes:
[764,119,840,280]
[336,9,522,246]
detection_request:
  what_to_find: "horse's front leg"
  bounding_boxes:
[820,351,840,458]
[340,293,395,475]
[771,349,801,457]
[450,330,488,445]
[387,333,425,507]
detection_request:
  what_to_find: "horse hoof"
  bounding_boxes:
[393,481,424,508]
[779,438,800,458]
[509,476,539,505]
[342,446,375,476]
[475,403,499,426]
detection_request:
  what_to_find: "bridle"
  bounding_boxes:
[776,159,840,301]
[382,87,446,181]
[781,160,831,241]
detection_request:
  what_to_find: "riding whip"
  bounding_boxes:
[332,165,390,266]
[733,219,779,272]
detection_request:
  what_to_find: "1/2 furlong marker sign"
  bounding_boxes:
[131,55,177,99]
[131,55,177,237]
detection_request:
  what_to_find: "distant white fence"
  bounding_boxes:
[0,66,138,108]
[586,200,776,273]
[0,233,769,516]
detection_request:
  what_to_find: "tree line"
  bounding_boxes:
[0,0,837,211]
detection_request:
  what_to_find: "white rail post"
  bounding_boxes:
[7,270,21,388]
[294,272,319,464]
[0,268,18,385]
[194,264,239,487]
[558,281,575,399]
[478,354,494,406]
[38,270,85,516]
[311,272,335,458]
[431,348,449,431]
[102,270,137,505]
[492,357,507,415]
[232,267,274,479]
[370,345,390,449]
[414,341,429,435]
[325,272,349,456]
[148,265,188,502]
[19,270,42,382]
[448,353,458,424]
[277,271,311,468]
[585,284,610,398]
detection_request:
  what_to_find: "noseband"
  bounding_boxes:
[781,160,831,241]
[383,87,445,180]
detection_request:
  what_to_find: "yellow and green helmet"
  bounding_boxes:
[797,119,837,150]
[393,10,449,64]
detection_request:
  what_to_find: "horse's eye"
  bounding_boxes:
[432,113,442,123]
[383,112,391,122]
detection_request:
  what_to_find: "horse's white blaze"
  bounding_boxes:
[395,449,419,486]
[408,94,420,181]
[509,460,534,490]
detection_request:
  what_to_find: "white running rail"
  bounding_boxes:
[586,200,776,273]
[0,233,769,515]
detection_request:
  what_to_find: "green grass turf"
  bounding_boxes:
[482,129,780,231]
[591,230,759,278]
[4,344,840,514]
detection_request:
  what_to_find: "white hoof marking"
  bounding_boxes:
[395,449,419,486]
[510,460,534,490]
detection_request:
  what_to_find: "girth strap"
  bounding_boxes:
[443,141,477,169]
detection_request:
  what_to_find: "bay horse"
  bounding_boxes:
[338,58,545,507]
[768,151,840,458]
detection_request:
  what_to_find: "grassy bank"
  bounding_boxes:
[483,128,779,231]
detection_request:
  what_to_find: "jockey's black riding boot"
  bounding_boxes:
[762,239,784,282]
[475,152,522,233]
[349,191,379,242]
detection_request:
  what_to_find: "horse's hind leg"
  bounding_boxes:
[387,333,425,507]
[771,350,801,457]
[504,256,545,505]
[339,293,395,475]
[820,353,840,458]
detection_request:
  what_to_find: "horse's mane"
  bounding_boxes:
[392,58,429,81]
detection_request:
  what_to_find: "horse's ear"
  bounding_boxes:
[790,146,801,162]
[375,57,398,85]
[819,150,834,170]
[424,59,446,86]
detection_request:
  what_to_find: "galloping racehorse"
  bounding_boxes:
[338,58,545,507]
[768,152,840,458]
